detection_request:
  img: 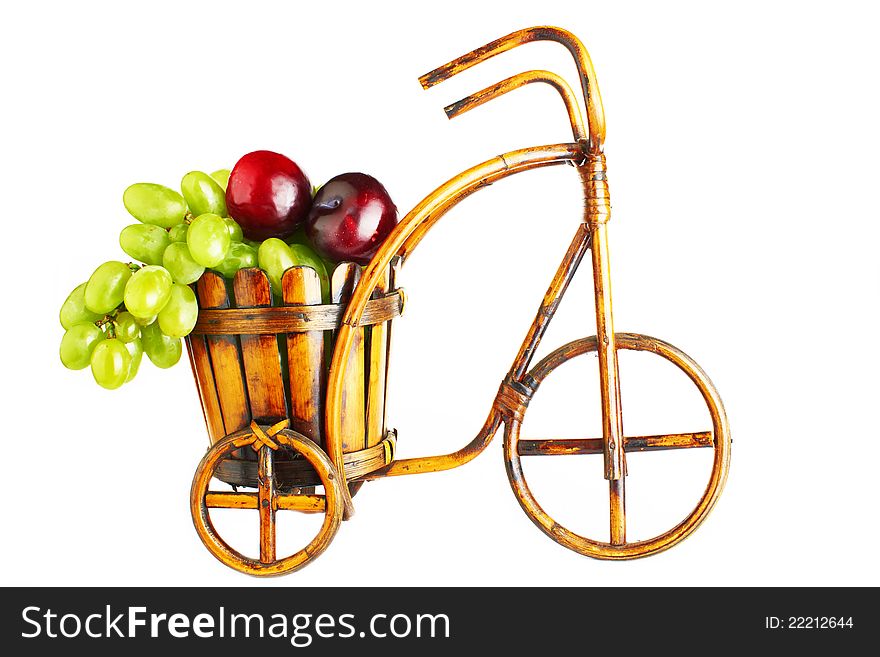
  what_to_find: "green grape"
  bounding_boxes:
[242,238,262,250]
[289,243,331,302]
[284,225,310,247]
[181,171,227,218]
[257,238,296,293]
[119,224,170,266]
[163,242,205,284]
[123,183,187,228]
[60,282,103,329]
[286,227,335,273]
[210,168,230,190]
[123,265,173,318]
[157,283,198,338]
[223,217,243,242]
[188,213,231,267]
[85,261,132,314]
[60,323,104,370]
[135,314,156,327]
[124,338,144,382]
[90,339,132,390]
[213,242,257,278]
[114,311,141,343]
[141,322,182,368]
[168,223,188,243]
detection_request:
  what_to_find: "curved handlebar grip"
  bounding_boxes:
[420,26,605,152]
[444,70,587,143]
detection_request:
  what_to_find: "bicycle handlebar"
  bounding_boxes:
[444,70,587,143]
[419,26,606,152]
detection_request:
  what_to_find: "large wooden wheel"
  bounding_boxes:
[503,333,731,559]
[190,422,344,576]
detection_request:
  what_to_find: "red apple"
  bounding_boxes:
[226,150,311,240]
[305,172,398,264]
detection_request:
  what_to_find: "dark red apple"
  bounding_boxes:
[305,172,398,264]
[226,150,311,240]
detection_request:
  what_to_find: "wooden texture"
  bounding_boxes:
[213,434,395,488]
[185,333,225,444]
[192,290,402,334]
[258,445,276,563]
[191,428,344,577]
[331,263,365,455]
[282,267,324,444]
[503,334,731,559]
[233,269,289,424]
[365,267,389,449]
[205,492,326,513]
[517,432,713,456]
[419,25,605,153]
[590,215,627,543]
[196,272,251,441]
[444,69,586,142]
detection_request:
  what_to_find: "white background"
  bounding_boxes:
[1,0,878,587]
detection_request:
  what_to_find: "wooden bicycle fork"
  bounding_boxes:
[494,149,629,543]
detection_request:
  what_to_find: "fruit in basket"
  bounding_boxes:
[59,323,105,370]
[141,322,182,368]
[257,238,297,293]
[213,241,258,279]
[306,172,398,264]
[123,183,187,229]
[85,261,133,314]
[114,311,140,343]
[289,243,330,300]
[163,243,205,285]
[124,339,144,382]
[223,217,244,242]
[210,169,231,190]
[226,150,311,241]
[123,265,173,318]
[158,283,199,338]
[187,213,231,267]
[119,224,171,266]
[60,283,103,329]
[168,223,188,243]
[181,171,228,218]
[61,156,391,390]
[90,338,132,390]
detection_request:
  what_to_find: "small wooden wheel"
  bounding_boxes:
[190,423,344,576]
[504,333,731,559]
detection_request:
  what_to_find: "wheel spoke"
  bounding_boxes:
[258,445,276,563]
[517,431,713,456]
[206,491,326,513]
[277,494,326,513]
[609,478,626,545]
[206,492,258,509]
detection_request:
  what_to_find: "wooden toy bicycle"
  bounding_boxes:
[186,26,731,576]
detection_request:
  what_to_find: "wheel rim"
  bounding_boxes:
[504,333,731,559]
[190,426,344,576]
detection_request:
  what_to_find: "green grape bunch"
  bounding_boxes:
[58,168,241,389]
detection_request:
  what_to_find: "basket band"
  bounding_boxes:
[191,290,403,335]
[213,431,397,489]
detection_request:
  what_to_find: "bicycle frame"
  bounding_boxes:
[189,26,729,573]
[325,26,630,541]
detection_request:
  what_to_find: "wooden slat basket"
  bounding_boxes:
[185,263,402,492]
